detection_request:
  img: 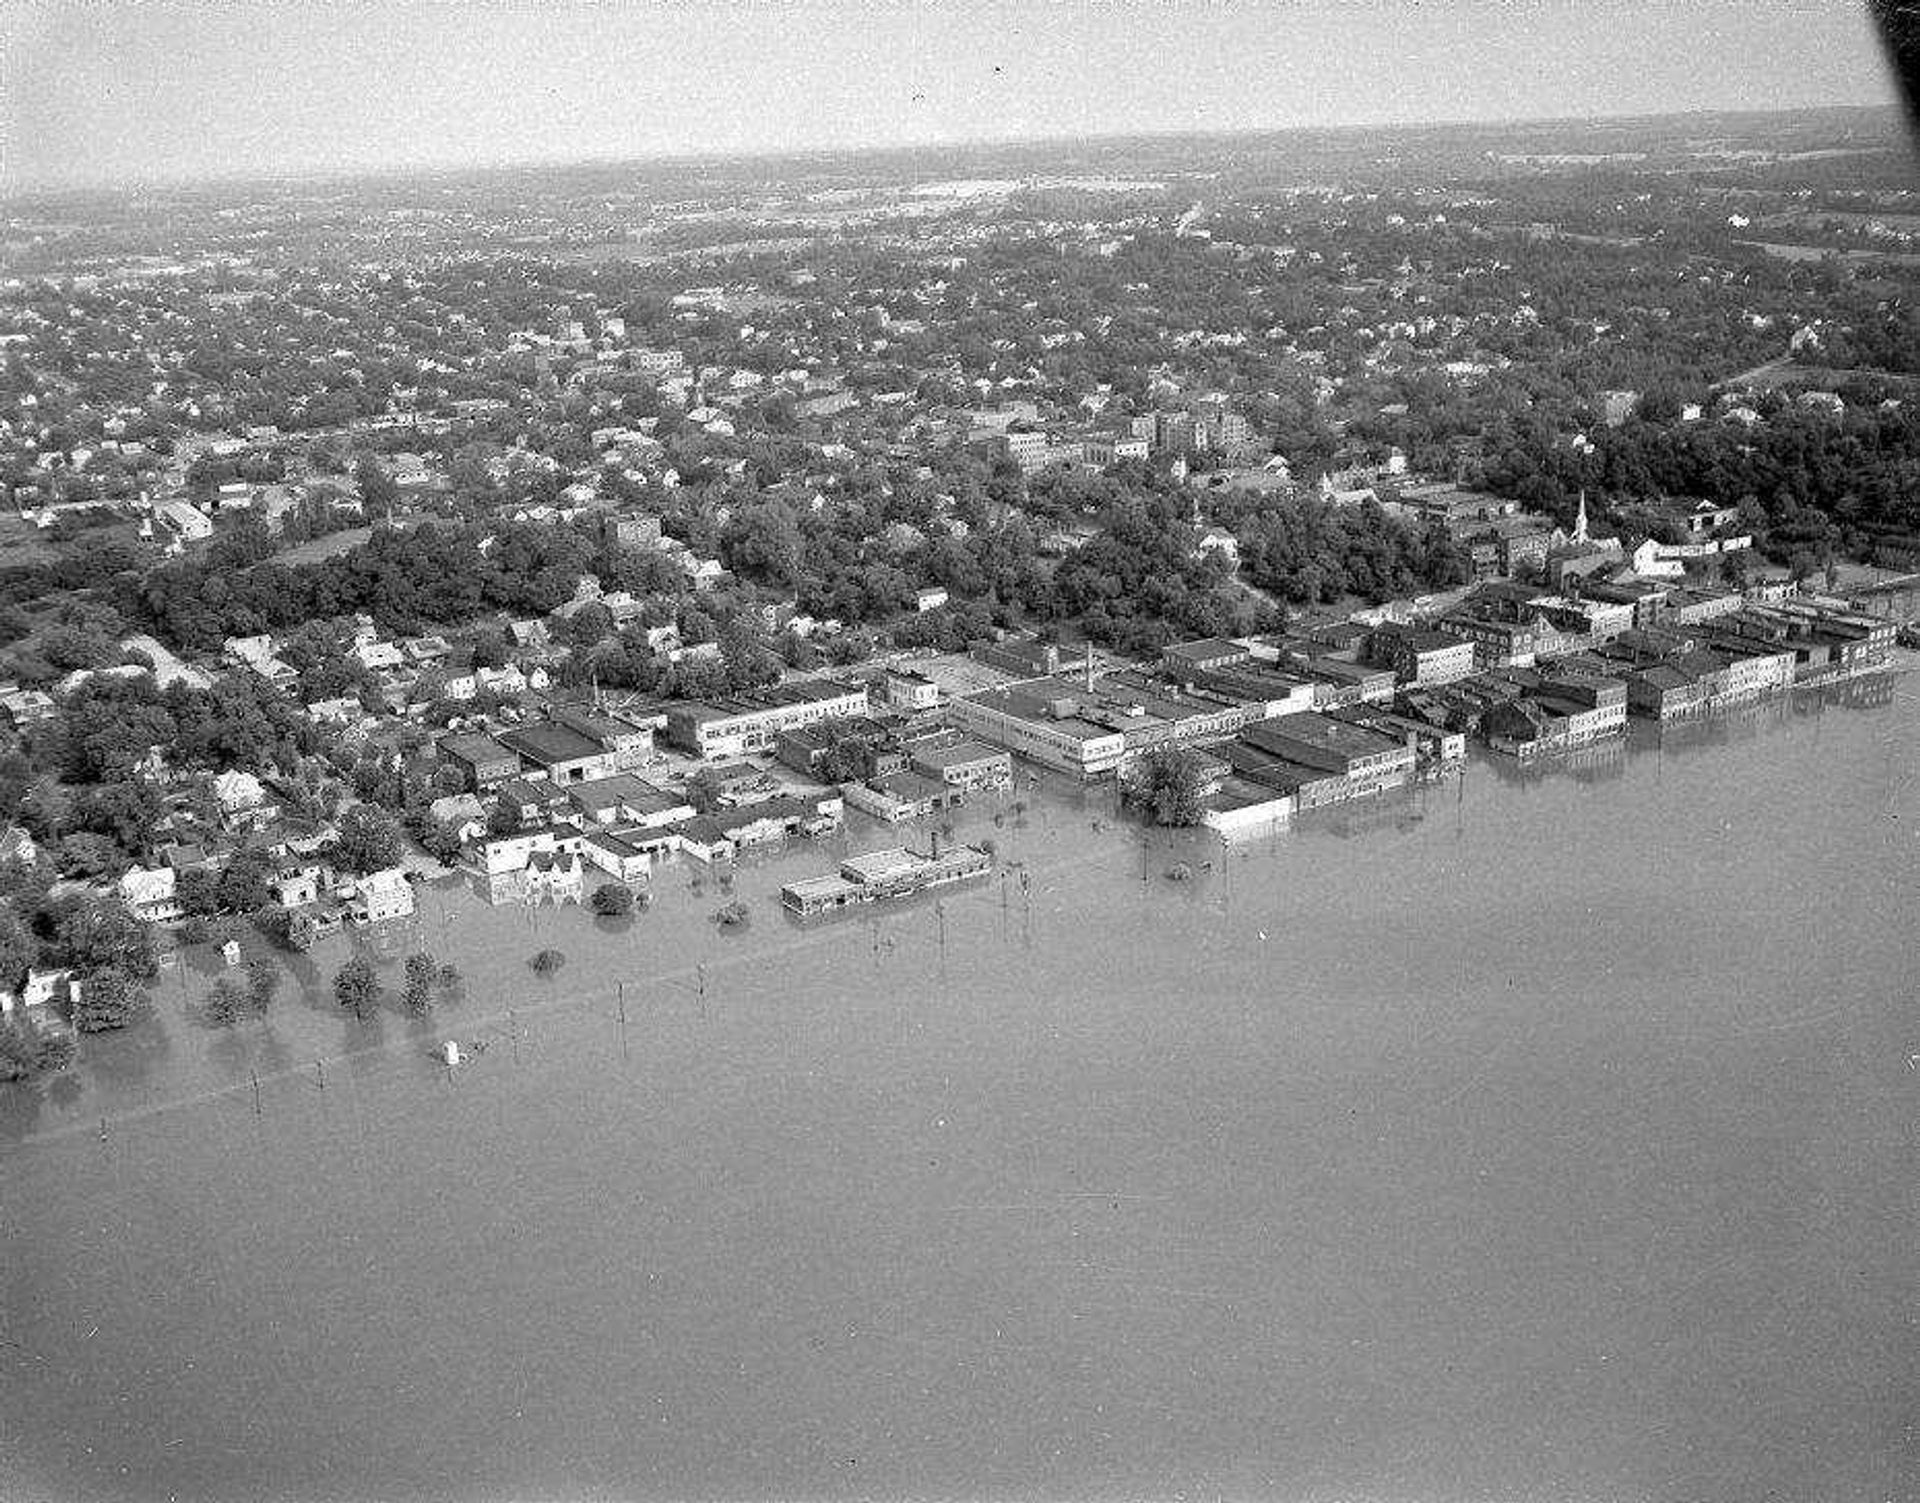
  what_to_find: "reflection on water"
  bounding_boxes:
[1,672,1915,1503]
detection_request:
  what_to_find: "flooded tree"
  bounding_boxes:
[590,882,635,917]
[1120,746,1211,827]
[333,955,379,1022]
[244,955,279,1016]
[402,952,437,1015]
[0,1016,72,1079]
[204,977,247,1027]
[70,967,151,1032]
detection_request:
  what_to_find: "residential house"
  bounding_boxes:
[213,770,275,829]
[117,865,183,923]
[346,868,415,924]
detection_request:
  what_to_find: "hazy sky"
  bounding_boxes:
[1,0,1901,192]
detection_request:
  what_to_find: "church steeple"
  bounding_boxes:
[1573,489,1590,545]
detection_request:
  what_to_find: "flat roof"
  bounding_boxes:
[440,731,515,762]
[841,848,926,883]
[1164,637,1247,661]
[784,873,862,902]
[911,738,1007,769]
[872,770,949,800]
[680,680,869,724]
[1251,712,1403,758]
[497,722,604,765]
[959,681,1125,745]
[568,773,661,809]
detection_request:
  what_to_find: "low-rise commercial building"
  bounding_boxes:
[439,731,522,791]
[1237,713,1418,807]
[949,680,1129,777]
[496,722,622,785]
[909,738,1014,793]
[667,681,872,759]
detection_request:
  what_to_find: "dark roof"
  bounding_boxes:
[872,771,950,801]
[497,722,604,766]
[439,731,516,765]
[911,739,1008,770]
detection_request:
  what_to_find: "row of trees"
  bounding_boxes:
[333,951,463,1022]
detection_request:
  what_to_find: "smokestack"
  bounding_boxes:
[930,829,941,857]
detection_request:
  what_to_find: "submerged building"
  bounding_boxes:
[781,843,992,917]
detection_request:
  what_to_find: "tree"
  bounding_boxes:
[485,798,521,837]
[354,454,397,513]
[70,967,150,1032]
[590,881,635,917]
[530,947,565,977]
[333,955,379,1021]
[0,1017,51,1080]
[204,977,247,1027]
[41,896,157,982]
[436,963,464,1003]
[216,846,275,912]
[332,803,403,875]
[402,952,437,1015]
[0,904,34,993]
[29,1018,75,1074]
[243,954,279,1016]
[1119,745,1212,827]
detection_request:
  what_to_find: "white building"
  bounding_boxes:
[347,868,415,925]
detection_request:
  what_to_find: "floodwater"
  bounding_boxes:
[3,676,1916,1502]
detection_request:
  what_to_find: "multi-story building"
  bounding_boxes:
[1439,610,1570,670]
[631,348,687,380]
[346,868,416,925]
[1081,433,1151,467]
[909,739,1015,793]
[1236,713,1417,807]
[439,731,521,791]
[996,430,1051,474]
[667,681,873,759]
[549,707,655,771]
[882,667,942,712]
[1368,625,1476,686]
[949,680,1129,777]
[1482,671,1628,759]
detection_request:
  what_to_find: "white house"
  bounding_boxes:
[1194,527,1241,566]
[212,769,270,822]
[347,868,415,924]
[118,865,183,923]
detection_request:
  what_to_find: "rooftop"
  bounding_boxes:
[497,722,604,765]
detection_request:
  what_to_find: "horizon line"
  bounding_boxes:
[3,99,1906,205]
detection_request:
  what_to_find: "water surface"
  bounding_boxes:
[3,678,1916,1501]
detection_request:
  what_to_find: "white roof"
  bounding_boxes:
[841,848,926,884]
